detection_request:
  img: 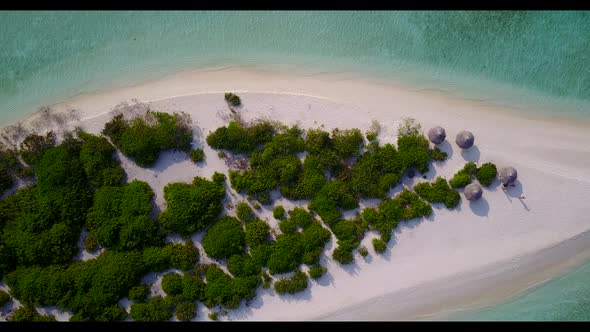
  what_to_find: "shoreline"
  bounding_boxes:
[1,69,590,321]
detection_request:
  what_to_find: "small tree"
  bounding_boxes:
[224,93,242,107]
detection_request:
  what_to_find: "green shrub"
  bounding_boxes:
[224,92,242,107]
[430,147,448,161]
[87,180,161,251]
[217,151,226,158]
[397,133,431,174]
[159,175,225,237]
[19,131,56,165]
[227,253,261,277]
[476,162,498,187]
[129,296,174,321]
[8,306,56,322]
[0,290,11,307]
[267,234,303,275]
[308,181,358,225]
[78,132,125,187]
[349,143,403,199]
[358,245,369,257]
[128,285,150,303]
[364,189,432,242]
[279,219,298,235]
[202,216,246,259]
[366,131,378,142]
[208,312,219,320]
[189,149,205,163]
[175,300,196,321]
[0,144,27,194]
[206,120,275,154]
[181,272,206,302]
[165,242,200,271]
[102,111,193,167]
[274,270,309,295]
[372,238,387,253]
[449,172,472,189]
[332,245,354,264]
[236,202,254,222]
[203,265,259,309]
[308,265,327,279]
[273,205,286,220]
[161,273,183,296]
[413,177,461,209]
[245,219,271,249]
[212,172,226,186]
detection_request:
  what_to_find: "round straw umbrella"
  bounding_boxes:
[464,183,483,201]
[499,167,518,186]
[455,130,475,149]
[428,126,446,145]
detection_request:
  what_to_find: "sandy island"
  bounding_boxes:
[1,67,590,321]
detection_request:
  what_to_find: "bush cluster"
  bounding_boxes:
[330,215,369,264]
[236,201,254,222]
[224,92,242,107]
[449,162,477,188]
[161,273,183,296]
[274,270,309,295]
[202,216,246,259]
[128,285,150,303]
[349,143,403,199]
[0,144,28,194]
[159,175,225,237]
[206,119,275,154]
[413,177,461,209]
[86,180,161,251]
[476,162,498,187]
[129,295,174,321]
[8,306,56,322]
[102,111,193,167]
[189,148,205,163]
[0,290,11,307]
[308,265,327,279]
[308,180,358,225]
[203,265,260,309]
[273,205,286,220]
[19,131,56,165]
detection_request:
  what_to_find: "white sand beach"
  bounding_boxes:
[6,67,590,321]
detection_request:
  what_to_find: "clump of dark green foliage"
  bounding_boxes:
[0,143,30,194]
[128,285,151,303]
[102,111,193,167]
[0,290,11,307]
[449,162,478,189]
[476,162,498,187]
[206,119,275,154]
[224,92,242,107]
[413,177,461,209]
[202,216,246,260]
[273,205,286,220]
[189,148,205,163]
[8,306,56,322]
[19,131,56,165]
[274,270,308,295]
[308,265,327,279]
[236,201,254,222]
[159,175,226,237]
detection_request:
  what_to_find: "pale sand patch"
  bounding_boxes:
[3,68,589,321]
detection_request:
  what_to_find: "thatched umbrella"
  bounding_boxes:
[499,167,518,186]
[464,183,483,201]
[456,130,475,149]
[428,126,446,145]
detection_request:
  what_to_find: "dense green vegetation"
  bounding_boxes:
[224,92,242,107]
[476,162,498,187]
[159,175,226,237]
[274,270,309,295]
[236,201,255,222]
[414,177,461,209]
[86,180,161,251]
[308,265,327,280]
[189,148,205,163]
[273,205,285,220]
[362,189,432,244]
[202,216,246,260]
[449,161,497,188]
[206,119,275,154]
[102,111,193,167]
[0,106,503,321]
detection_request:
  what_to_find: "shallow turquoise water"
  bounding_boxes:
[0,12,589,320]
[450,260,590,321]
[0,11,589,124]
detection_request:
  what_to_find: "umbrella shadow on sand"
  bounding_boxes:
[502,180,529,211]
[460,145,480,162]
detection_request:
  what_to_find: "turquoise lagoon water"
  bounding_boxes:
[0,11,589,124]
[1,11,589,320]
[449,260,590,321]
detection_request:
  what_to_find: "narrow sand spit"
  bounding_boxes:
[4,68,589,321]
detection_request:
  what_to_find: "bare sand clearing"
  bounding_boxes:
[6,67,590,321]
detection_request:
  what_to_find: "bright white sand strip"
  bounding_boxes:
[10,67,590,321]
